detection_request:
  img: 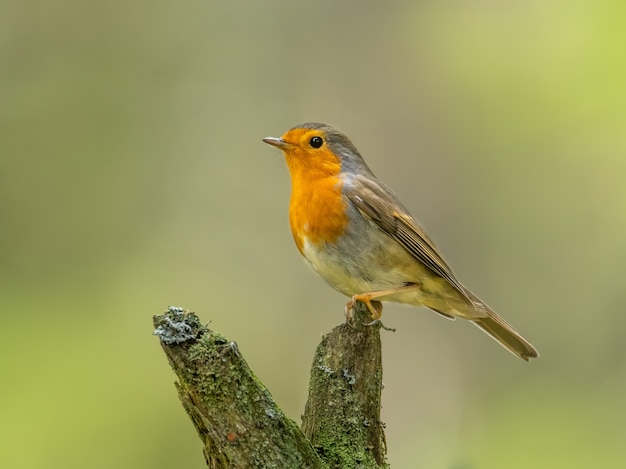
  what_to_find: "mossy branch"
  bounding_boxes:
[153,305,388,468]
[302,303,388,468]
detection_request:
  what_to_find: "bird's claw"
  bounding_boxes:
[364,319,396,332]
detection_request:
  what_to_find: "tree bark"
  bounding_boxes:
[301,303,388,468]
[153,305,388,468]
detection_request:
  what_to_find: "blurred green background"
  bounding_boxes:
[2,1,625,467]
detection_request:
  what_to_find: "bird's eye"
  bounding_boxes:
[309,136,323,148]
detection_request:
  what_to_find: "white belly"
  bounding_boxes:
[300,236,424,299]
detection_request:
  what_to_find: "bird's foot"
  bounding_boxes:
[364,318,396,332]
[344,297,395,331]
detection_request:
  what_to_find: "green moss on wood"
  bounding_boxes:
[302,303,389,468]
[153,307,326,469]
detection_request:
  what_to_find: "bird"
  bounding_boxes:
[263,122,538,361]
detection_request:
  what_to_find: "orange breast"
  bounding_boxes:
[286,154,349,254]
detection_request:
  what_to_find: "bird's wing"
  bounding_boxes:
[345,175,472,305]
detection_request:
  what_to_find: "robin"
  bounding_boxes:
[263,122,538,361]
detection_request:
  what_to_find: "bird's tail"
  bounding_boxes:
[463,289,539,361]
[472,314,539,361]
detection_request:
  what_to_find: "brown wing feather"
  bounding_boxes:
[346,177,473,305]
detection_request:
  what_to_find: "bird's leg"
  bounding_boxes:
[345,297,383,321]
[348,284,420,318]
[345,298,384,329]
[345,295,382,321]
[346,284,423,331]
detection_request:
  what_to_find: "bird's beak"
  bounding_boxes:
[262,137,291,150]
